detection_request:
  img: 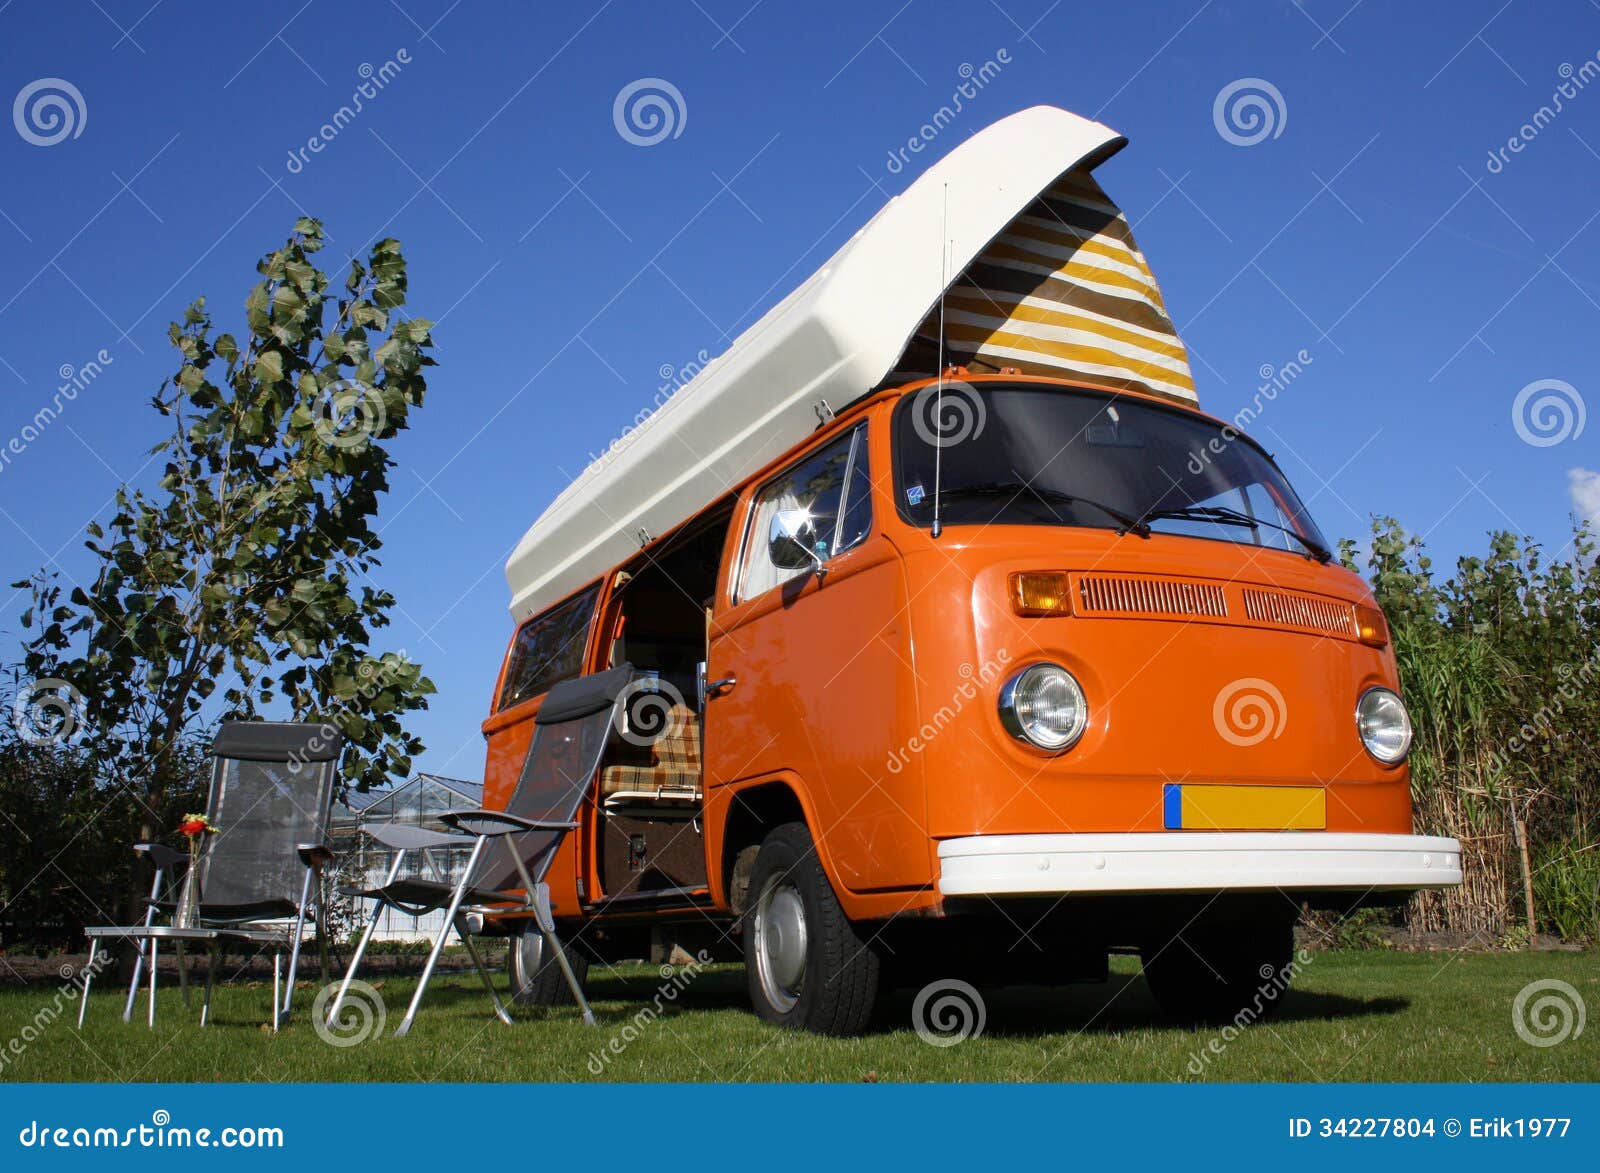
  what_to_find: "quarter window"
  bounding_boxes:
[736,424,872,602]
[497,584,600,711]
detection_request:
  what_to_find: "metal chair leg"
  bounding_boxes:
[531,883,594,1025]
[545,927,596,1026]
[201,944,218,1027]
[395,838,486,1038]
[77,939,98,1029]
[123,864,164,1023]
[278,869,314,1025]
[147,938,158,1029]
[327,903,384,1026]
[122,940,145,1024]
[457,915,514,1027]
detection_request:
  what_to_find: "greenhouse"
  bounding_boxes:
[331,773,485,941]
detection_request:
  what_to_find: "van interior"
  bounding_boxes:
[593,505,733,904]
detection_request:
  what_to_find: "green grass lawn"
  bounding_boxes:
[2,949,1594,1083]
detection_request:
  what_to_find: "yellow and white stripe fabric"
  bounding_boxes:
[916,168,1196,405]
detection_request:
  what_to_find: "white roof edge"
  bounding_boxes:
[506,106,1126,623]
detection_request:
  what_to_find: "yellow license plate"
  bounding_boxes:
[1163,784,1326,830]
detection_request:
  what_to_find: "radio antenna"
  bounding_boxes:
[932,182,948,541]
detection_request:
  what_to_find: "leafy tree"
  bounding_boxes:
[13,220,437,824]
[1350,516,1600,943]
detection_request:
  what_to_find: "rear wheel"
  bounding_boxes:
[507,923,589,1006]
[743,822,880,1035]
[1140,906,1296,1024]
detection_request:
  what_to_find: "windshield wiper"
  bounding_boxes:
[1139,504,1331,562]
[939,481,1151,537]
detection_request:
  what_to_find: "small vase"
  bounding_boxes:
[173,850,202,929]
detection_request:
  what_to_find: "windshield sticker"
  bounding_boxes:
[906,484,926,506]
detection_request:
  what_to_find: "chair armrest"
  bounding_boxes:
[133,843,188,871]
[359,823,465,850]
[440,810,579,836]
[297,841,335,868]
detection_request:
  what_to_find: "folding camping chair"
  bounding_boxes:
[79,720,342,1030]
[331,664,636,1036]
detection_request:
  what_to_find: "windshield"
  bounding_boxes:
[892,384,1328,557]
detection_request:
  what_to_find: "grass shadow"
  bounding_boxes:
[873,978,1410,1038]
[141,964,1411,1039]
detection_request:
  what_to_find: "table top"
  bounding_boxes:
[84,924,294,943]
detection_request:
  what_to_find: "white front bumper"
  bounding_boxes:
[936,832,1463,897]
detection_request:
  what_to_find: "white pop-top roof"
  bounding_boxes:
[506,105,1134,623]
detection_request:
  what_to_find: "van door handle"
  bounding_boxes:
[706,676,737,696]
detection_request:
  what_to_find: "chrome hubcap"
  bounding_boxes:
[754,879,807,1012]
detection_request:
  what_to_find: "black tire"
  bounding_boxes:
[742,821,880,1036]
[507,924,590,1006]
[1140,907,1296,1024]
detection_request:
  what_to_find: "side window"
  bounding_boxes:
[736,424,872,602]
[834,429,873,554]
[497,584,600,711]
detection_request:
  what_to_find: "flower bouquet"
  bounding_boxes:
[174,813,218,928]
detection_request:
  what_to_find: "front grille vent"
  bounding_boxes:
[1241,587,1355,636]
[1077,575,1229,618]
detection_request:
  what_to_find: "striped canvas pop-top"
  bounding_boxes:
[912,168,1196,405]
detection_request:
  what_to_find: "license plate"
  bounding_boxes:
[1162,784,1326,830]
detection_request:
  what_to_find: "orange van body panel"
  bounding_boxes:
[477,374,1415,928]
[899,536,1411,840]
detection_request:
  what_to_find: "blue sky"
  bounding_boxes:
[1,0,1596,783]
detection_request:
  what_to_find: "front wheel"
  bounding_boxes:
[1140,907,1296,1024]
[743,822,880,1036]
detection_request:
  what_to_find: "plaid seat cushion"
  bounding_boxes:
[600,706,701,798]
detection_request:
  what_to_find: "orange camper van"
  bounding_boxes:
[481,106,1463,1034]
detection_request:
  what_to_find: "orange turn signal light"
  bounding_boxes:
[1355,603,1389,647]
[1010,571,1073,617]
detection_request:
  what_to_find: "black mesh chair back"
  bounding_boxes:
[329,669,634,1035]
[469,664,634,895]
[195,721,342,920]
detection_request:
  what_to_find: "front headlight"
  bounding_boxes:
[999,663,1088,751]
[1356,687,1412,763]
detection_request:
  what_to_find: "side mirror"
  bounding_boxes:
[768,508,827,575]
